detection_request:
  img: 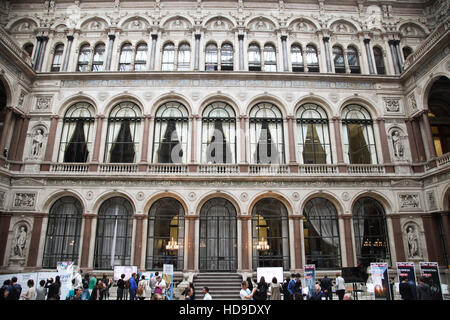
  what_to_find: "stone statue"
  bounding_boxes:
[14,226,27,257]
[406,226,419,258]
[31,129,44,158]
[392,130,404,157]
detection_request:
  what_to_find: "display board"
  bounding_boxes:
[341,267,368,283]
[256,267,284,284]
[370,263,391,300]
[113,265,137,281]
[419,262,443,300]
[57,261,74,300]
[304,264,316,299]
[396,262,417,299]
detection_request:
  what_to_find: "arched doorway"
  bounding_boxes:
[0,80,7,142]
[427,76,450,156]
[199,198,237,271]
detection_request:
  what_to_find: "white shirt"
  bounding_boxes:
[336,276,345,290]
[73,273,82,289]
[240,288,252,300]
[155,279,166,294]
[203,292,212,300]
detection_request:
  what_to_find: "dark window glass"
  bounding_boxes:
[51,44,64,72]
[332,45,345,73]
[373,47,385,75]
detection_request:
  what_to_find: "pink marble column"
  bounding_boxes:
[0,107,13,155]
[27,213,47,268]
[239,115,248,163]
[376,118,394,173]
[405,119,418,162]
[189,115,199,172]
[139,115,151,172]
[7,114,21,160]
[0,213,12,266]
[14,115,30,161]
[332,116,346,173]
[287,116,298,173]
[412,118,426,162]
[41,115,59,171]
[421,111,437,158]
[89,115,104,172]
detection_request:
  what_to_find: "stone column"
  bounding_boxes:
[90,115,105,163]
[281,35,289,72]
[36,36,49,72]
[0,213,12,266]
[185,215,199,271]
[323,37,332,73]
[238,215,251,271]
[376,118,394,172]
[394,40,403,72]
[80,214,95,269]
[291,215,303,270]
[104,34,116,71]
[0,107,13,155]
[421,214,444,264]
[390,215,406,262]
[140,115,151,167]
[61,35,74,71]
[239,115,247,163]
[343,49,351,73]
[342,215,355,267]
[10,115,30,170]
[150,34,158,70]
[7,114,21,161]
[133,215,145,269]
[190,115,199,164]
[364,39,375,74]
[388,40,400,74]
[421,111,437,158]
[440,211,450,266]
[412,117,426,161]
[332,117,346,172]
[32,37,43,70]
[27,213,47,268]
[287,116,297,165]
[194,34,201,71]
[41,115,59,171]
[238,34,244,71]
[405,119,419,162]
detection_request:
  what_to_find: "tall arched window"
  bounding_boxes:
[201,102,236,163]
[373,47,385,75]
[105,102,141,163]
[118,43,133,71]
[77,44,91,72]
[205,43,218,71]
[353,197,391,266]
[23,43,34,57]
[91,43,105,72]
[51,44,64,72]
[291,44,304,72]
[42,196,83,268]
[152,102,189,163]
[402,46,413,60]
[252,198,290,269]
[177,43,191,71]
[306,45,319,72]
[134,43,148,71]
[248,43,261,71]
[94,197,133,269]
[58,102,95,163]
[263,44,276,72]
[221,43,234,70]
[199,198,237,271]
[249,103,285,164]
[332,45,345,73]
[341,104,378,164]
[162,42,175,71]
[296,103,332,164]
[0,81,6,141]
[347,46,360,73]
[303,198,341,269]
[146,198,185,271]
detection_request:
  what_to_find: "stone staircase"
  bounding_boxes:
[193,273,243,300]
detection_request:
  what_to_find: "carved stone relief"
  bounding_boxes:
[383,97,401,112]
[35,95,52,110]
[13,192,36,209]
[399,193,420,210]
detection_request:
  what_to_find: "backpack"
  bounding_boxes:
[137,282,144,295]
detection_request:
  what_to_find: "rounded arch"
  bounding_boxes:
[246,15,279,30]
[151,92,193,116]
[397,20,430,35]
[143,191,189,215]
[198,93,240,116]
[328,19,361,33]
[293,95,335,118]
[422,74,450,112]
[248,191,293,216]
[442,185,450,211]
[287,17,320,31]
[338,96,380,119]
[92,190,137,214]
[103,93,144,116]
[246,94,288,117]
[160,15,195,30]
[202,15,237,29]
[6,17,39,31]
[248,40,263,49]
[350,191,393,213]
[77,15,110,30]
[57,93,98,116]
[195,192,241,215]
[299,191,344,215]
[0,75,13,107]
[119,15,152,29]
[42,190,87,214]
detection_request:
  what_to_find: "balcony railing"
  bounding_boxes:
[298,164,338,174]
[347,164,385,174]
[99,163,138,173]
[249,164,290,174]
[50,163,89,173]
[148,164,188,174]
[437,152,450,167]
[199,164,239,174]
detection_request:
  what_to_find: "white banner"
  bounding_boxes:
[256,267,284,283]
[57,261,74,300]
[163,264,174,276]
[113,266,137,281]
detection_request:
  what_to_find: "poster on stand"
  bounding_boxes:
[57,261,74,300]
[396,262,417,299]
[162,264,173,300]
[419,262,443,300]
[370,263,391,300]
[256,267,284,284]
[304,264,315,299]
[113,266,137,281]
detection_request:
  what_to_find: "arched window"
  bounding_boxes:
[263,44,276,72]
[91,43,105,72]
[58,102,95,163]
[134,43,148,71]
[428,76,450,156]
[118,43,133,71]
[306,45,319,72]
[23,43,34,57]
[221,43,233,70]
[199,198,237,271]
[94,197,133,270]
[51,44,64,72]
[162,42,175,71]
[402,46,413,60]
[177,43,191,71]
[252,198,290,269]
[373,47,385,75]
[303,198,341,269]
[146,198,185,271]
[248,43,261,71]
[332,45,345,73]
[0,81,6,141]
[105,102,141,163]
[347,46,360,74]
[77,44,91,72]
[249,103,285,164]
[42,196,83,268]
[201,102,236,163]
[341,104,378,164]
[296,103,332,164]
[353,197,391,266]
[291,44,304,72]
[205,43,218,71]
[152,102,189,163]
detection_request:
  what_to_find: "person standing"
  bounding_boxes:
[154,275,166,298]
[184,287,194,300]
[89,280,105,300]
[399,278,415,300]
[45,278,59,300]
[101,274,112,300]
[246,276,254,292]
[81,273,90,300]
[117,273,126,300]
[137,275,150,300]
[254,276,269,300]
[335,273,346,301]
[21,279,36,300]
[0,280,10,300]
[268,277,281,300]
[282,276,291,300]
[88,274,97,297]
[35,280,47,300]
[287,273,296,297]
[73,268,83,290]
[128,273,138,300]
[320,275,332,300]
[240,281,257,300]
[6,277,22,300]
[202,287,212,300]
[150,272,159,297]
[416,276,432,300]
[310,284,325,300]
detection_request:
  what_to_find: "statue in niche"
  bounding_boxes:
[14,226,27,258]
[392,130,404,158]
[31,129,44,158]
[406,225,419,258]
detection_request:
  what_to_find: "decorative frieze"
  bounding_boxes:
[12,192,36,209]
[426,190,437,210]
[399,193,420,210]
[407,93,417,113]
[34,95,52,110]
[383,97,401,112]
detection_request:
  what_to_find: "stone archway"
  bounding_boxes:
[427,76,450,156]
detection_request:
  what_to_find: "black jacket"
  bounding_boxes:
[399,281,415,300]
[416,283,432,300]
[320,277,332,292]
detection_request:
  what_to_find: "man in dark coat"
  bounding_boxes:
[399,278,415,300]
[320,275,333,300]
[416,276,432,300]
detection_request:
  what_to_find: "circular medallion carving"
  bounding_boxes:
[86,191,93,200]
[292,192,300,201]
[136,192,145,201]
[188,192,196,201]
[240,192,248,202]
[341,192,350,201]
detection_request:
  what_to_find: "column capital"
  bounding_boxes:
[67,35,74,41]
[143,114,153,119]
[151,33,158,40]
[50,115,60,120]
[185,214,200,220]
[237,215,252,220]
[323,36,330,42]
[288,214,304,220]
[363,38,371,44]
[190,114,200,120]
[286,115,295,120]
[332,116,341,121]
[281,35,287,41]
[195,33,201,40]
[238,115,248,120]
[82,213,97,219]
[376,117,385,122]
[238,34,244,40]
[95,114,105,119]
[108,34,116,41]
